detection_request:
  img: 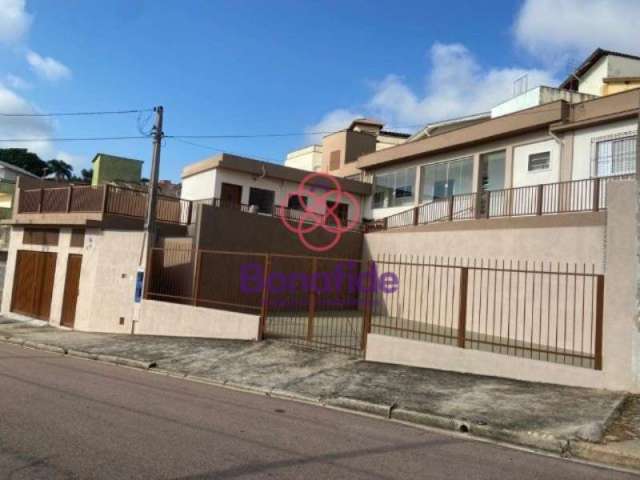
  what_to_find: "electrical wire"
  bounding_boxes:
[171,137,282,164]
[0,136,149,142]
[0,108,154,117]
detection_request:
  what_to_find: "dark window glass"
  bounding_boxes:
[248,187,275,214]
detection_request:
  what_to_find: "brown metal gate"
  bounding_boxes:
[61,254,82,328]
[11,250,57,321]
[262,255,374,356]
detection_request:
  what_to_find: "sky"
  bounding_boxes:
[0,0,639,181]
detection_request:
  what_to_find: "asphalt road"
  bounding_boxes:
[0,343,634,480]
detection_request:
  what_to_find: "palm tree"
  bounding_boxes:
[45,159,73,181]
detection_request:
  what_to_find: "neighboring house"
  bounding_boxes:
[181,153,371,226]
[285,145,323,172]
[284,118,410,178]
[91,153,143,186]
[560,48,640,96]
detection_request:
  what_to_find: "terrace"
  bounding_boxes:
[12,183,192,227]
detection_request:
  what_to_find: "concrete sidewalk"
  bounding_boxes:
[0,317,637,471]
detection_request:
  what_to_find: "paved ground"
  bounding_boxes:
[0,319,632,462]
[0,342,634,479]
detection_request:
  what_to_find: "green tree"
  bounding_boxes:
[0,148,48,176]
[45,159,73,181]
[71,168,93,183]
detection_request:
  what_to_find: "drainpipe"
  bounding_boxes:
[548,128,565,181]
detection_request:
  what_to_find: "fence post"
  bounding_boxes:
[101,184,110,214]
[457,267,469,348]
[383,217,388,230]
[307,258,317,342]
[360,259,375,351]
[447,195,454,221]
[37,188,44,213]
[594,274,604,370]
[485,191,491,219]
[66,186,73,212]
[592,177,601,212]
[412,206,419,226]
[474,192,482,219]
[258,253,271,341]
[187,201,193,225]
[192,250,202,307]
[536,184,544,215]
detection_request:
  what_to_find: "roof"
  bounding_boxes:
[408,112,491,142]
[357,87,640,170]
[0,159,37,178]
[378,130,412,139]
[348,118,384,130]
[91,153,144,164]
[559,48,640,90]
[357,101,566,169]
[182,153,372,196]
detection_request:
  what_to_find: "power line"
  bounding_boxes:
[0,135,149,142]
[0,108,154,117]
[171,137,282,164]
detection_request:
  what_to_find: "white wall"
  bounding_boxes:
[285,146,322,171]
[213,168,365,223]
[512,139,560,187]
[181,169,217,201]
[579,56,608,96]
[137,299,260,340]
[571,118,637,180]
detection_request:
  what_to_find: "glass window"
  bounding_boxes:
[528,152,550,172]
[420,157,473,202]
[595,135,636,177]
[287,194,307,210]
[373,168,415,208]
[248,188,275,214]
[326,201,349,227]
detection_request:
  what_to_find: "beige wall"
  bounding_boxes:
[1,228,144,333]
[365,179,640,392]
[363,213,605,267]
[137,299,259,340]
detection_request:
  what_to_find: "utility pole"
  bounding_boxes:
[142,105,163,291]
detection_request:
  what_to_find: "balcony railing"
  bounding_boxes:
[366,174,634,233]
[17,184,192,225]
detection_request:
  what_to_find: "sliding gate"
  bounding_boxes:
[263,255,375,356]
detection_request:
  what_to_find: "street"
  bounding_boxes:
[0,342,633,479]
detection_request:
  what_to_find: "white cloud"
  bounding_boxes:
[0,0,31,44]
[308,43,557,134]
[0,83,56,159]
[515,0,640,66]
[304,108,362,144]
[4,74,30,90]
[26,49,72,81]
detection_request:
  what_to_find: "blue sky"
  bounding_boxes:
[0,0,638,180]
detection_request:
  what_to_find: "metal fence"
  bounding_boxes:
[146,248,605,367]
[367,175,633,232]
[370,255,604,369]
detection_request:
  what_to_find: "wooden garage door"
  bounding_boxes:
[11,250,57,321]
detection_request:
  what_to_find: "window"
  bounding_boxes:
[595,133,636,177]
[70,228,85,248]
[528,152,550,172]
[373,167,416,208]
[326,201,349,227]
[287,194,308,210]
[248,188,275,214]
[329,150,341,170]
[420,157,473,202]
[23,228,59,246]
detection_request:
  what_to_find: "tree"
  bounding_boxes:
[71,168,93,183]
[45,159,73,181]
[0,148,48,177]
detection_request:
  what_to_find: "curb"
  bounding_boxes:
[23,340,67,355]
[570,441,640,471]
[391,407,568,453]
[326,397,395,418]
[0,336,156,370]
[95,354,156,370]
